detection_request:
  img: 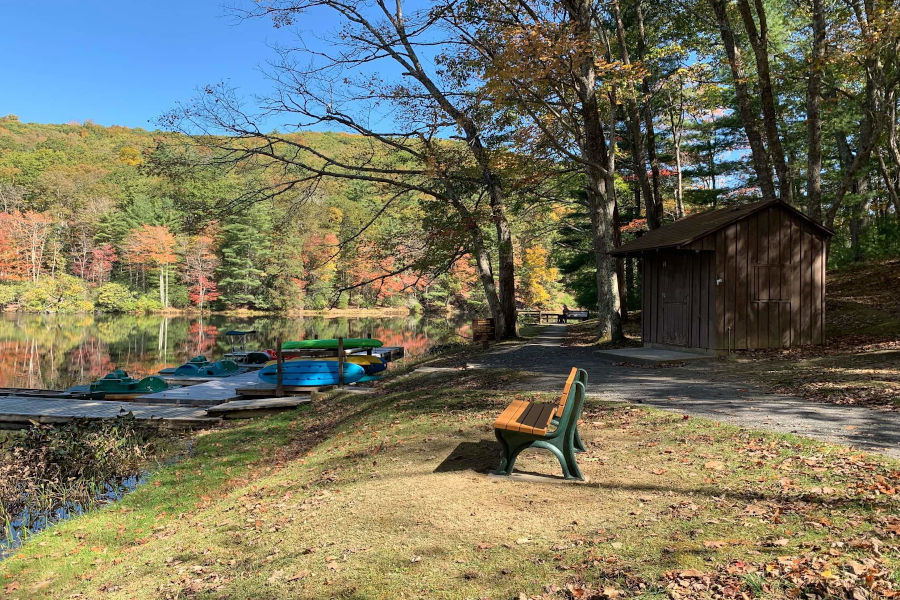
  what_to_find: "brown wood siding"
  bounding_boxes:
[639,203,827,351]
[641,250,716,349]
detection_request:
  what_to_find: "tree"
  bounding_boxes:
[122,224,178,308]
[216,214,270,308]
[164,0,520,338]
[443,0,625,339]
[519,245,560,309]
[182,233,220,310]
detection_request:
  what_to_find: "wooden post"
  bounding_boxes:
[275,334,284,398]
[338,337,344,388]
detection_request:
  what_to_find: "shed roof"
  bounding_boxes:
[610,199,832,256]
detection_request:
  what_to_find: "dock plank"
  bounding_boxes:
[137,370,261,405]
[0,397,218,427]
[206,397,312,419]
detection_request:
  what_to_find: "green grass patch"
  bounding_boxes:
[2,368,897,599]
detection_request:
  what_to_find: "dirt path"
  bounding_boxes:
[467,325,900,459]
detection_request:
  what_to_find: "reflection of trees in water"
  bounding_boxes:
[0,313,468,388]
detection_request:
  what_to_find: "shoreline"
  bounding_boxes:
[2,307,417,318]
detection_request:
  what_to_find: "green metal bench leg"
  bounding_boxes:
[552,417,586,453]
[493,430,514,475]
[574,428,586,453]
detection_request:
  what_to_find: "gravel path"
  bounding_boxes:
[468,325,899,459]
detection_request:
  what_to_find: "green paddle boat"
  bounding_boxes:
[79,370,169,400]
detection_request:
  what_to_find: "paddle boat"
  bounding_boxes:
[257,360,366,387]
[267,354,387,375]
[68,369,170,400]
[173,356,240,377]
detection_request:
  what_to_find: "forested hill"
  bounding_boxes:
[0,116,528,314]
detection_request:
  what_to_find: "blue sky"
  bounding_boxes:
[0,1,336,129]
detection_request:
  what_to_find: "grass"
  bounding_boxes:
[716,259,900,408]
[2,367,897,599]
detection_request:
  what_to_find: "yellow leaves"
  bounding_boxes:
[117,146,142,166]
[518,245,559,308]
[327,206,343,223]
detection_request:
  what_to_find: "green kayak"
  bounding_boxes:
[282,338,383,350]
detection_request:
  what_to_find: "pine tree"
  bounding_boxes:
[216,212,271,308]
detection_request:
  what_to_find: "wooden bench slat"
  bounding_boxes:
[519,403,556,435]
[493,399,529,430]
[503,401,537,433]
[556,367,578,418]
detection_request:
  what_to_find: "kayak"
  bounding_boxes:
[282,338,383,350]
[265,354,387,375]
[258,360,366,386]
[174,359,240,377]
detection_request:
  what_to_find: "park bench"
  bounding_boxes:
[492,367,588,480]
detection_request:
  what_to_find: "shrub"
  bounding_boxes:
[135,294,163,313]
[167,284,190,309]
[0,283,21,308]
[95,282,138,313]
[18,275,93,313]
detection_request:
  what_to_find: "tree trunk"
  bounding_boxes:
[613,200,628,322]
[709,0,778,201]
[562,0,623,341]
[636,1,665,221]
[450,195,506,339]
[736,0,793,203]
[613,0,659,229]
[806,0,826,220]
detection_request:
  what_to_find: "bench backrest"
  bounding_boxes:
[555,367,578,418]
[551,376,586,444]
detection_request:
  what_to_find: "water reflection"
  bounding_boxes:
[0,313,466,390]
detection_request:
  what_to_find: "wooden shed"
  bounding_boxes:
[611,200,833,352]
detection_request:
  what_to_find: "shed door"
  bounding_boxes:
[660,254,691,346]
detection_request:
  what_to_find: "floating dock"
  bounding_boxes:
[0,397,218,429]
[0,342,406,426]
[137,370,262,406]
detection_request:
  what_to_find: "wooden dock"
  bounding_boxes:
[137,370,262,406]
[0,397,218,429]
[206,396,312,419]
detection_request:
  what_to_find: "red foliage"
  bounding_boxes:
[0,210,55,280]
[620,218,648,233]
[88,244,117,283]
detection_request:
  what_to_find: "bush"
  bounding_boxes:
[135,294,163,313]
[167,284,190,309]
[0,283,21,308]
[95,282,138,313]
[18,275,93,313]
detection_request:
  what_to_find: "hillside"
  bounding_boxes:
[0,117,491,313]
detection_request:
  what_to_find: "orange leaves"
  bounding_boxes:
[0,210,55,281]
[122,224,177,267]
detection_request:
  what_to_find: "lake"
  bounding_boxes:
[0,312,468,390]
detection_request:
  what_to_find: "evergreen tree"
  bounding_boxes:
[216,211,271,308]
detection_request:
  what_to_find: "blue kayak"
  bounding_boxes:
[258,360,366,386]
